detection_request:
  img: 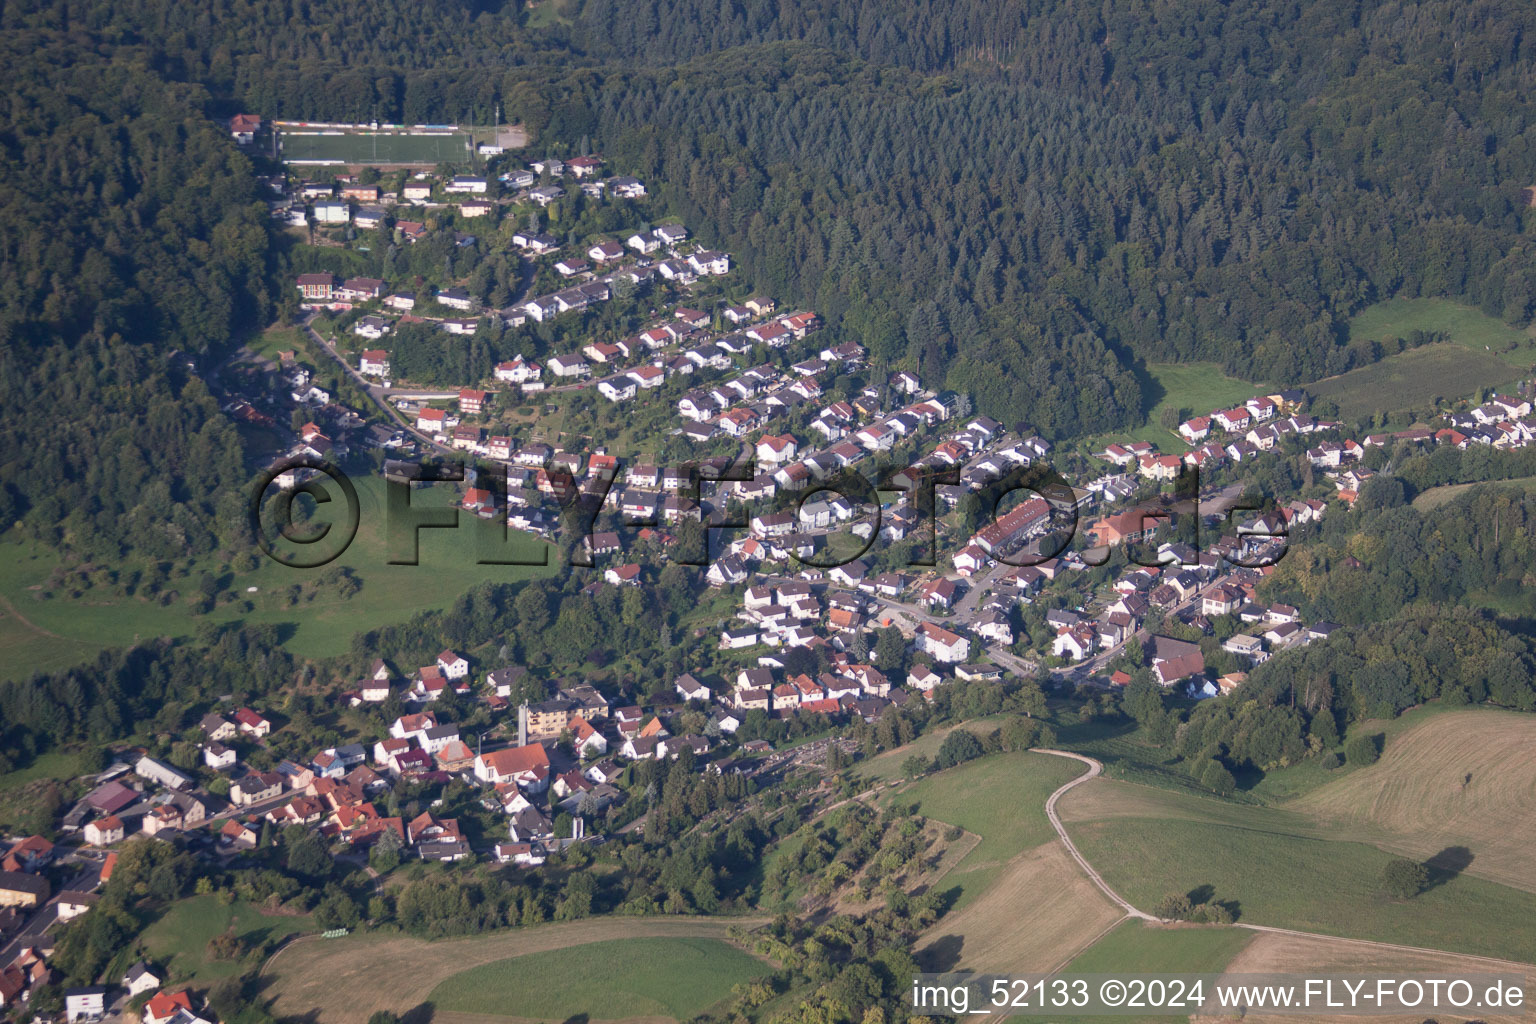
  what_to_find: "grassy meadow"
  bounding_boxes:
[427,936,769,1020]
[1304,343,1521,424]
[1085,361,1259,453]
[1348,297,1536,368]
[0,473,555,681]
[892,750,1085,910]
[136,895,317,987]
[1061,779,1536,964]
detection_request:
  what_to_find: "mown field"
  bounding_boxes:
[1305,342,1522,424]
[1412,473,1536,511]
[1060,778,1536,965]
[0,474,556,681]
[916,837,1121,976]
[1220,930,1535,1024]
[1063,919,1254,974]
[1348,297,1536,368]
[137,895,318,987]
[892,750,1085,909]
[995,920,1258,1024]
[881,750,1124,976]
[1286,708,1536,892]
[1085,361,1258,452]
[428,936,769,1020]
[262,916,765,1024]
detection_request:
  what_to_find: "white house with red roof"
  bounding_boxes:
[718,408,759,437]
[1138,453,1184,481]
[436,650,469,680]
[142,990,195,1024]
[415,408,454,433]
[570,716,608,757]
[1052,625,1097,662]
[389,711,437,745]
[494,356,541,384]
[953,544,987,576]
[474,744,551,790]
[229,114,262,142]
[603,564,641,586]
[458,389,490,415]
[627,364,665,389]
[755,433,798,468]
[233,708,270,738]
[915,622,970,663]
[1178,416,1211,443]
[1245,396,1277,421]
[1212,407,1252,433]
[359,350,390,377]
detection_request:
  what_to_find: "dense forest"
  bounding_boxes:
[0,29,272,560]
[6,0,1536,557]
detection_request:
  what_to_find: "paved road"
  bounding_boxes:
[302,316,454,455]
[0,863,100,967]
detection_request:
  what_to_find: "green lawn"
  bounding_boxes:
[525,0,576,28]
[1048,716,1230,799]
[1085,362,1258,453]
[0,474,556,681]
[1305,342,1522,425]
[1067,806,1536,964]
[247,325,309,362]
[889,751,1086,910]
[1349,297,1536,368]
[1051,705,1461,808]
[138,895,318,986]
[0,749,89,795]
[0,598,98,680]
[858,717,1010,783]
[0,749,93,830]
[1411,473,1536,511]
[427,937,768,1020]
[1062,919,1254,974]
[1006,921,1256,1024]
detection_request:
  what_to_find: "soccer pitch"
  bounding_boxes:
[280,129,476,165]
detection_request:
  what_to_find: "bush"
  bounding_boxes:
[1319,752,1341,770]
[1345,732,1382,767]
[1381,858,1429,899]
[1200,760,1236,796]
[1154,893,1193,920]
[932,729,985,770]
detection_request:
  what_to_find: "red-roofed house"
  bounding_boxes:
[474,745,551,789]
[603,564,641,586]
[916,622,970,663]
[458,389,491,415]
[229,114,262,142]
[233,708,270,738]
[83,817,124,847]
[570,716,608,757]
[143,991,194,1024]
[436,650,469,679]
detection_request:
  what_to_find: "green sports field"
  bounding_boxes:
[280,129,476,165]
[427,936,769,1020]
